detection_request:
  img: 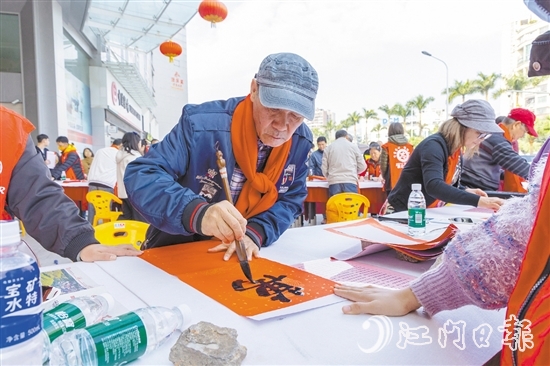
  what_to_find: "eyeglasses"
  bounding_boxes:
[477,132,491,140]
[520,123,528,132]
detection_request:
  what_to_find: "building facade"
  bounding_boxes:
[305,108,336,130]
[502,17,550,120]
[0,0,198,153]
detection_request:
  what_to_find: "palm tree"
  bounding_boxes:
[378,104,393,124]
[310,127,323,141]
[392,103,412,136]
[347,111,361,142]
[370,123,387,140]
[407,95,435,136]
[337,117,354,131]
[446,80,476,103]
[493,73,546,106]
[362,108,378,143]
[324,119,337,141]
[473,72,500,100]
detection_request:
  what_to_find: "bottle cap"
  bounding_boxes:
[174,304,192,331]
[97,293,115,311]
[0,220,21,246]
[411,183,422,191]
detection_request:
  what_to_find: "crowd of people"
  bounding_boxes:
[3,43,550,364]
[30,130,158,223]
[309,100,538,216]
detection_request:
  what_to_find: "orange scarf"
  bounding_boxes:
[0,106,35,219]
[498,123,527,193]
[232,95,292,219]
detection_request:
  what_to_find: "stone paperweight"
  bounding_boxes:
[169,321,247,366]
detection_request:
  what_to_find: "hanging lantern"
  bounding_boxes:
[198,0,228,28]
[159,40,182,63]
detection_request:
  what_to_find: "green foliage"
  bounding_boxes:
[391,103,413,135]
[370,123,386,139]
[406,94,435,136]
[445,79,476,103]
[362,108,378,143]
[337,116,354,131]
[516,116,550,154]
[309,118,338,143]
[536,116,550,137]
[492,73,547,106]
[347,111,362,141]
[408,135,425,147]
[473,72,500,100]
[337,70,549,149]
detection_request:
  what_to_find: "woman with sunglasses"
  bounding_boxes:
[383,99,506,213]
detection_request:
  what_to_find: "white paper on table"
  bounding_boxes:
[332,242,390,260]
[250,294,345,321]
[296,258,415,289]
[46,151,56,169]
[330,221,450,246]
[329,219,452,260]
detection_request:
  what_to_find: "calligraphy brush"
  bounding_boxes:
[216,149,256,283]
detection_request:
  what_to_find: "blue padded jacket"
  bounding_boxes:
[125,96,313,248]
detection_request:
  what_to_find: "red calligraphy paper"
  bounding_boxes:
[140,240,337,317]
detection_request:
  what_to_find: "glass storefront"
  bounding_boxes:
[63,31,93,145]
[0,13,21,73]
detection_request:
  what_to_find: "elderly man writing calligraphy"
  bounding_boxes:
[125,53,318,260]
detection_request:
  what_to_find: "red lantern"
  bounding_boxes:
[159,40,182,63]
[198,0,228,28]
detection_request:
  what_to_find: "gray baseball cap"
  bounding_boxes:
[451,100,504,134]
[255,53,319,120]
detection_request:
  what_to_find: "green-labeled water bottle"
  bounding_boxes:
[49,304,191,366]
[408,183,426,237]
[42,293,115,362]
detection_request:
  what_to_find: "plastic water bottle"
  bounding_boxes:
[0,220,44,365]
[408,183,426,237]
[49,304,191,365]
[60,171,67,181]
[42,293,115,362]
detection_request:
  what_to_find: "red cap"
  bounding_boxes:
[508,108,538,137]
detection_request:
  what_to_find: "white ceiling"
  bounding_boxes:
[84,0,200,53]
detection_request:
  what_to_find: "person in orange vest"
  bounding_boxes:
[0,106,141,261]
[364,142,382,180]
[501,139,550,365]
[380,122,413,192]
[50,136,85,180]
[461,108,535,193]
[111,138,122,150]
[384,100,505,213]
[500,25,550,366]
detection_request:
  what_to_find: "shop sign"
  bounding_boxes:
[106,72,142,129]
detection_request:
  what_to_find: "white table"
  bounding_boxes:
[46,205,504,365]
[306,180,383,189]
[305,180,386,220]
[54,180,89,210]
